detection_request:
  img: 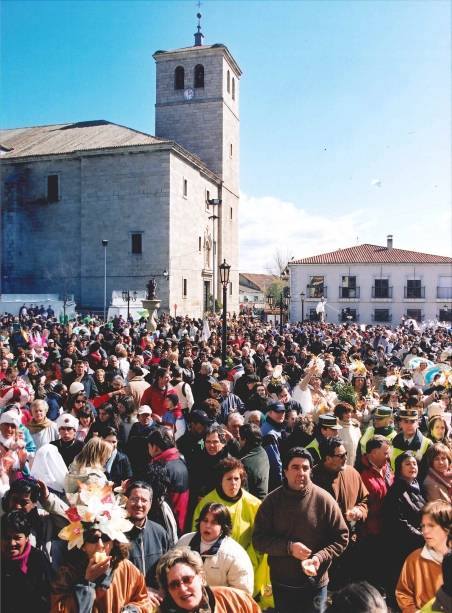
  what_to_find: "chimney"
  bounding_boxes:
[387,235,393,249]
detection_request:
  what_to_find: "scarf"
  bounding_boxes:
[11,540,32,574]
[27,417,53,433]
[190,531,225,559]
[428,467,452,497]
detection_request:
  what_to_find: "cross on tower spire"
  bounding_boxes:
[194,2,204,46]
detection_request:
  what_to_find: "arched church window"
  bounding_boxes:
[227,70,230,93]
[232,77,236,100]
[174,66,184,90]
[194,64,204,88]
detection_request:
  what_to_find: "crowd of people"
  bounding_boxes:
[0,308,451,613]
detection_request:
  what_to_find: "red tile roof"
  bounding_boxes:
[291,244,452,265]
[239,273,279,291]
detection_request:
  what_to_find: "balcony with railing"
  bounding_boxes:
[338,286,360,299]
[371,286,393,299]
[437,287,452,300]
[404,286,425,299]
[338,312,359,323]
[306,285,327,299]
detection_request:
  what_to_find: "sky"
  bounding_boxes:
[1,0,451,272]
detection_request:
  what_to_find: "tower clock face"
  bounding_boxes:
[184,88,194,101]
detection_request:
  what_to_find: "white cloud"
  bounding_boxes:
[239,193,370,272]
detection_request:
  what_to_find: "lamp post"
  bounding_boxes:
[267,294,274,325]
[122,290,137,321]
[101,239,108,321]
[279,294,284,335]
[300,291,305,323]
[219,259,231,367]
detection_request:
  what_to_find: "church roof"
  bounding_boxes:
[290,244,452,265]
[0,120,167,159]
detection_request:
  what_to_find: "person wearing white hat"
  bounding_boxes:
[0,410,29,481]
[50,414,84,467]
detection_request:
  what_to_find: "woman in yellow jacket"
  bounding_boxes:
[192,457,272,609]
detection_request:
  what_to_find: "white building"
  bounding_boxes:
[288,236,452,325]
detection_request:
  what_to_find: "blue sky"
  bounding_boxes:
[2,0,450,271]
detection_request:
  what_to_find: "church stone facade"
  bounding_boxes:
[0,34,241,318]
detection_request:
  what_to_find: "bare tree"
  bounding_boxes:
[265,248,294,278]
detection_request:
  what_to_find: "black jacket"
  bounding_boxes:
[106,450,133,486]
[126,519,170,587]
[50,438,84,468]
[240,445,270,500]
[1,546,52,613]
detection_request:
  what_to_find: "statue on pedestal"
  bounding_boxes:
[146,279,157,300]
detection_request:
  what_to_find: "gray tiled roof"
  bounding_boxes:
[0,120,167,159]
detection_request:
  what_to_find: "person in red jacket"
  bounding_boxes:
[358,434,394,588]
[147,427,189,534]
[141,368,175,420]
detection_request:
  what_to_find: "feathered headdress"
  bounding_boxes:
[58,481,133,550]
[349,360,367,379]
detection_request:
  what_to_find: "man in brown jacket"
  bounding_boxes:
[253,447,349,613]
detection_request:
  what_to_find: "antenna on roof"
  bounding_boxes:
[194,1,204,46]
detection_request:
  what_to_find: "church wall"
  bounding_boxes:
[1,157,82,298]
[168,152,220,318]
[78,149,171,308]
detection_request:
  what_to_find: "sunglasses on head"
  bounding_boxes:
[168,574,197,591]
[84,532,111,544]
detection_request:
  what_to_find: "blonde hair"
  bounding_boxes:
[73,438,112,470]
[31,399,49,416]
[156,547,204,592]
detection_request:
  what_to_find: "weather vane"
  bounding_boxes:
[194,0,204,46]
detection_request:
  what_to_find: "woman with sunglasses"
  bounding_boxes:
[51,483,149,613]
[156,547,260,613]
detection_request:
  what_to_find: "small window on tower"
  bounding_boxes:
[183,278,188,298]
[183,178,188,198]
[47,175,59,202]
[194,64,204,88]
[232,77,236,100]
[198,236,202,252]
[227,70,230,93]
[230,207,233,220]
[174,66,184,90]
[131,233,142,255]
[230,143,233,157]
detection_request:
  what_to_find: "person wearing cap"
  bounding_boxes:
[50,413,84,467]
[391,407,432,475]
[261,401,288,492]
[125,405,155,477]
[305,414,343,465]
[63,359,99,399]
[355,405,397,471]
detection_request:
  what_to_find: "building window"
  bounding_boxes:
[174,66,184,90]
[131,233,142,255]
[198,236,202,252]
[437,276,452,299]
[340,276,359,299]
[230,143,233,157]
[232,77,235,100]
[227,70,230,93]
[406,308,423,321]
[439,307,452,322]
[341,308,358,322]
[183,278,188,298]
[372,279,392,299]
[309,308,318,321]
[308,275,325,298]
[47,175,59,202]
[194,64,204,88]
[183,178,188,198]
[230,282,232,296]
[230,207,233,220]
[373,309,390,322]
[405,279,424,299]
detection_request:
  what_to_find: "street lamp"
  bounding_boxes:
[122,290,137,321]
[101,239,108,321]
[300,291,305,322]
[219,259,231,366]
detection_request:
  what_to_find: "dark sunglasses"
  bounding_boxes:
[168,574,196,591]
[79,412,92,418]
[84,532,111,544]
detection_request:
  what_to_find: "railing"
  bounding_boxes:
[338,286,360,299]
[437,287,452,299]
[405,313,424,321]
[404,286,425,299]
[306,286,327,299]
[372,313,392,322]
[371,286,393,299]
